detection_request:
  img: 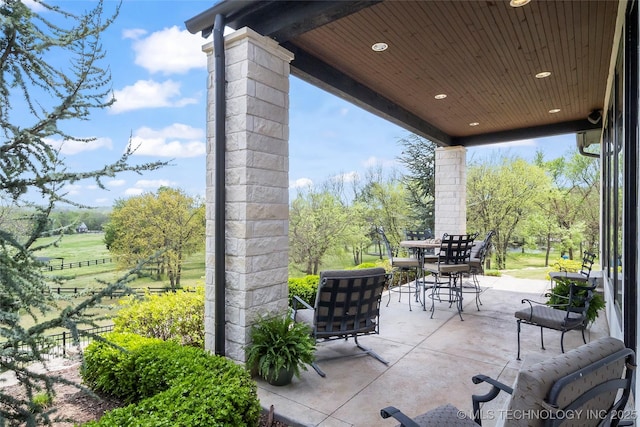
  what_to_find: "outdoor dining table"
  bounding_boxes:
[399,239,441,308]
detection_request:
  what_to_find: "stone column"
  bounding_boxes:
[203,28,293,363]
[434,146,467,238]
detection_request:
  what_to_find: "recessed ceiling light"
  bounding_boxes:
[510,0,531,7]
[469,122,480,127]
[434,94,447,100]
[371,42,388,52]
[549,108,561,114]
[535,71,551,79]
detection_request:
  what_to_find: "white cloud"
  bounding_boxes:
[290,178,313,189]
[63,184,82,196]
[45,137,113,155]
[110,79,197,114]
[363,156,396,169]
[363,156,381,168]
[135,179,174,189]
[128,124,205,158]
[122,28,147,40]
[108,179,127,187]
[124,188,144,196]
[333,171,359,183]
[130,26,207,75]
[123,179,175,197]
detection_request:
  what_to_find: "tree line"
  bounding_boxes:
[289,137,599,274]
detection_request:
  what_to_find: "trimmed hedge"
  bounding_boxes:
[287,275,319,306]
[82,332,260,426]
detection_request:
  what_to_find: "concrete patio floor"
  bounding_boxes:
[257,274,609,427]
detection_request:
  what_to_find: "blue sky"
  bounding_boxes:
[41,1,576,207]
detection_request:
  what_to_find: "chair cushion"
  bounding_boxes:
[506,336,626,427]
[393,257,420,268]
[399,403,477,427]
[514,305,584,330]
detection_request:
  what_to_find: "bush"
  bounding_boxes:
[82,332,261,426]
[547,258,583,280]
[113,287,204,347]
[82,333,163,401]
[288,275,319,306]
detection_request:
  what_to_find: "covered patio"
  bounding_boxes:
[257,275,608,426]
[184,0,638,421]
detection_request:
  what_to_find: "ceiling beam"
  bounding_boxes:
[186,1,380,42]
[286,43,452,146]
[453,120,603,147]
[239,1,381,42]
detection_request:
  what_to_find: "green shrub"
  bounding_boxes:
[82,332,162,401]
[547,258,583,280]
[354,262,379,269]
[86,372,259,427]
[288,275,319,306]
[113,287,204,347]
[83,332,261,426]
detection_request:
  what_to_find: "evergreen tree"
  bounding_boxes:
[1,1,166,424]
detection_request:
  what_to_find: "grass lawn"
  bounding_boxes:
[19,234,205,332]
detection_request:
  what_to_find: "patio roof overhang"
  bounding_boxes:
[186,0,619,149]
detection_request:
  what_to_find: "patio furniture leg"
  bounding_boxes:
[311,361,326,377]
[355,335,389,366]
[517,320,522,360]
[540,327,545,350]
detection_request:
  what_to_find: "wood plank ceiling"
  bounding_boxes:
[187,0,620,147]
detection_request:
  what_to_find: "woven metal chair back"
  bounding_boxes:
[436,233,475,265]
[579,251,596,277]
[313,267,387,339]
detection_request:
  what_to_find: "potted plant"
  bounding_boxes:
[547,278,605,324]
[246,312,316,386]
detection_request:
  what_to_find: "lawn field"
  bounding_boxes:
[19,234,205,331]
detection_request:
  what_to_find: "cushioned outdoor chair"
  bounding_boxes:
[291,267,391,377]
[378,227,421,310]
[381,336,636,427]
[515,282,596,360]
[549,251,596,286]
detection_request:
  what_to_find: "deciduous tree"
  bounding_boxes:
[106,188,205,288]
[467,157,550,269]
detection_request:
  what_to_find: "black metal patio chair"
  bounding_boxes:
[291,267,391,377]
[464,230,495,309]
[381,336,635,427]
[515,281,597,360]
[378,227,421,310]
[549,251,596,286]
[423,233,476,320]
